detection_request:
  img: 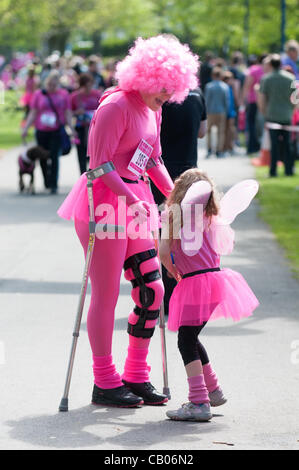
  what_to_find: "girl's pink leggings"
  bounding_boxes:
[74,218,164,389]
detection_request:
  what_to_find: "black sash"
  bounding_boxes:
[182,267,221,279]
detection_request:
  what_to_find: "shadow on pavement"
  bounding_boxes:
[5,404,227,449]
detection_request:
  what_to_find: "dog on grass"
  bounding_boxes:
[18,146,49,194]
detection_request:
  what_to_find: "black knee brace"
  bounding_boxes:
[124,249,161,308]
[124,249,161,338]
[127,306,160,338]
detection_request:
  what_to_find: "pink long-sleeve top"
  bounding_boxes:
[87,89,162,179]
[172,234,220,276]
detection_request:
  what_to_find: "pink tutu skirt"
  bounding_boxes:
[57,173,159,232]
[20,91,33,107]
[168,268,259,332]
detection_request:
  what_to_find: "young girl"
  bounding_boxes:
[159,168,259,421]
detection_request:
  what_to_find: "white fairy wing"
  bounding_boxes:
[207,179,259,255]
[215,179,259,225]
[181,180,212,207]
[206,223,235,255]
[180,203,205,256]
[180,225,204,256]
[180,180,212,256]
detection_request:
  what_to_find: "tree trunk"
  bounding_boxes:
[91,31,102,55]
[47,31,70,54]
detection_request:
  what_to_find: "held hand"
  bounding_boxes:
[167,265,182,283]
[129,200,151,224]
[21,128,28,140]
[69,129,79,145]
[69,128,78,138]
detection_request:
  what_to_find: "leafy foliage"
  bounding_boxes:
[0,0,298,55]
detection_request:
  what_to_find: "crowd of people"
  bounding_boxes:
[200,41,299,168]
[1,52,118,193]
[0,38,298,193]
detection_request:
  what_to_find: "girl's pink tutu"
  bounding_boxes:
[168,268,259,332]
[57,173,159,232]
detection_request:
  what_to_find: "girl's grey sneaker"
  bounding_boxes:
[166,402,212,422]
[209,387,227,407]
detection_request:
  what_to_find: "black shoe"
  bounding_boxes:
[92,384,143,408]
[122,380,168,405]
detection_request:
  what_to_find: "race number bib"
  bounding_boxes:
[127,139,153,177]
[40,112,57,128]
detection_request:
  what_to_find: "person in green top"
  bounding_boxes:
[258,54,295,177]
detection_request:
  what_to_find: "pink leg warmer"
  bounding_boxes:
[203,363,219,393]
[188,375,209,404]
[93,354,123,389]
[122,336,151,383]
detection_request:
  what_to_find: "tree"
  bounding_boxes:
[0,0,48,51]
[0,0,298,57]
[78,0,158,52]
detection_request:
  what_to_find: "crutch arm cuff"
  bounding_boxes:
[86,161,116,180]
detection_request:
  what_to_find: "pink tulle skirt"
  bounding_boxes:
[168,268,259,332]
[57,173,159,232]
[20,91,33,106]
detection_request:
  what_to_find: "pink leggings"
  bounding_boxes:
[74,218,164,387]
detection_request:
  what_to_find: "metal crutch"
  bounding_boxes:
[158,272,171,400]
[59,163,117,412]
[145,168,171,400]
[153,231,170,400]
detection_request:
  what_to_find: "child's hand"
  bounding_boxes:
[167,265,182,283]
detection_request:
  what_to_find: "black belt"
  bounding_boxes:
[121,177,139,184]
[182,267,221,279]
[88,168,142,184]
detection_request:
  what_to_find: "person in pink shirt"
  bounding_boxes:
[71,73,102,174]
[22,71,76,193]
[57,35,199,408]
[21,67,40,118]
[0,65,13,89]
[242,55,266,154]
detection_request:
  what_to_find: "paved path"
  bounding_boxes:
[0,141,298,450]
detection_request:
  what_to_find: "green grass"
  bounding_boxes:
[0,90,34,150]
[256,162,299,279]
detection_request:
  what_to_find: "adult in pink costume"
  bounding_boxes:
[57,35,199,407]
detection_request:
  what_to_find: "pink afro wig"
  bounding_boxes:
[115,35,199,103]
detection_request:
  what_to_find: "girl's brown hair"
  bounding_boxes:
[165,168,220,244]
